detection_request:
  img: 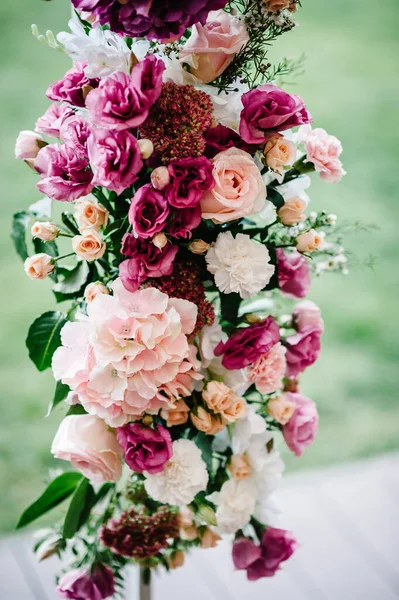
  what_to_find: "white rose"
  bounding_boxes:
[209,479,256,534]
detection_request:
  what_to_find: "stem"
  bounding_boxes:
[58,232,73,238]
[54,252,75,262]
[140,567,151,600]
[92,187,113,213]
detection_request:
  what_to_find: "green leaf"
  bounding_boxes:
[267,187,285,210]
[11,211,30,261]
[33,237,59,258]
[46,380,70,417]
[26,311,67,371]
[220,291,241,325]
[62,478,95,539]
[17,472,82,529]
[192,432,213,473]
[53,261,90,298]
[66,404,88,417]
[61,212,80,236]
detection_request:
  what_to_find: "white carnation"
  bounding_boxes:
[208,479,256,534]
[206,232,275,299]
[144,439,208,507]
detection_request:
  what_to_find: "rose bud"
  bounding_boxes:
[31,221,60,242]
[15,130,46,160]
[296,229,322,253]
[72,230,106,262]
[84,282,110,303]
[200,528,221,549]
[278,197,307,226]
[151,166,170,190]
[167,550,185,570]
[152,232,168,249]
[189,239,210,254]
[138,138,154,159]
[24,253,55,280]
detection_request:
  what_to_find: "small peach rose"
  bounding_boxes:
[228,455,252,479]
[31,221,60,242]
[207,416,227,435]
[264,137,296,176]
[191,406,225,435]
[74,197,109,232]
[296,229,322,253]
[152,232,168,249]
[138,138,154,159]
[223,396,247,423]
[151,166,170,190]
[267,395,296,425]
[161,399,190,427]
[167,551,185,570]
[278,197,307,226]
[189,239,210,254]
[200,528,221,549]
[84,282,110,303]
[24,253,55,280]
[264,0,291,12]
[203,381,236,414]
[72,229,106,262]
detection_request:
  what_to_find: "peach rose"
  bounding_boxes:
[150,166,170,190]
[228,454,252,479]
[191,406,225,435]
[278,197,307,226]
[296,229,322,253]
[161,399,190,427]
[31,221,60,242]
[200,528,221,549]
[267,395,296,425]
[180,10,249,83]
[84,281,110,303]
[72,229,106,261]
[167,551,185,570]
[223,396,247,423]
[203,381,235,413]
[24,253,55,280]
[200,148,266,223]
[247,342,287,394]
[264,137,296,176]
[74,197,109,232]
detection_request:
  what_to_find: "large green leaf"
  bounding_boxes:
[63,477,95,539]
[192,432,213,473]
[17,472,82,529]
[53,261,90,302]
[61,212,80,236]
[267,187,285,210]
[220,291,241,325]
[46,380,70,417]
[11,211,30,261]
[26,311,67,371]
[33,237,59,258]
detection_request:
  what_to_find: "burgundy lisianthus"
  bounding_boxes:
[119,235,178,292]
[239,84,312,144]
[285,327,322,378]
[87,129,143,195]
[277,248,311,299]
[129,185,170,239]
[56,563,115,600]
[47,62,99,108]
[165,156,215,209]
[233,528,299,581]
[35,103,74,138]
[283,392,318,456]
[86,55,164,130]
[116,422,173,474]
[214,316,280,370]
[35,144,93,202]
[166,206,202,239]
[204,124,257,158]
[60,115,92,155]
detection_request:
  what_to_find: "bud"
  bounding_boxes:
[189,239,210,255]
[200,528,221,549]
[197,504,217,526]
[138,138,154,160]
[142,415,153,427]
[129,52,139,70]
[150,166,170,190]
[152,232,168,250]
[15,130,46,161]
[284,378,299,393]
[35,536,62,562]
[167,551,185,570]
[24,253,55,280]
[296,229,322,253]
[278,197,306,226]
[244,313,262,325]
[84,282,110,303]
[31,221,59,242]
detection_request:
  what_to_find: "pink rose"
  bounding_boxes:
[116,422,173,474]
[277,248,311,298]
[15,130,46,160]
[51,414,123,483]
[200,147,266,223]
[88,128,143,195]
[239,84,311,144]
[129,185,170,239]
[285,327,322,378]
[35,103,74,138]
[293,300,324,333]
[31,221,59,242]
[24,253,55,280]
[282,392,318,456]
[47,61,99,108]
[165,156,215,208]
[35,144,93,202]
[180,9,249,83]
[60,115,92,155]
[56,564,115,600]
[247,342,287,394]
[298,125,346,183]
[86,55,165,130]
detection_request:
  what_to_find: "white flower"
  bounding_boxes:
[208,479,256,534]
[277,174,312,205]
[57,19,131,78]
[144,439,208,506]
[206,232,275,299]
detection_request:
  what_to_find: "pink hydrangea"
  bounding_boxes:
[247,342,287,394]
[52,279,201,426]
[297,125,346,183]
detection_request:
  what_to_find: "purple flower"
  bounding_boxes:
[35,144,93,202]
[166,206,202,239]
[129,185,170,239]
[35,103,74,138]
[204,124,257,158]
[56,563,115,600]
[86,55,164,131]
[87,129,143,195]
[47,62,99,108]
[165,156,215,209]
[283,392,318,456]
[239,84,312,144]
[285,327,322,378]
[119,235,178,292]
[233,528,299,581]
[60,115,92,155]
[277,248,311,299]
[116,422,172,474]
[214,316,280,370]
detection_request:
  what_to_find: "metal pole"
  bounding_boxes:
[139,567,151,600]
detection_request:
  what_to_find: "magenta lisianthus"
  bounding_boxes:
[56,563,115,600]
[88,129,143,195]
[282,392,318,456]
[204,124,257,158]
[35,144,93,202]
[239,84,312,144]
[119,235,178,292]
[214,316,280,370]
[116,422,173,474]
[129,185,170,239]
[60,115,92,155]
[86,55,164,131]
[165,156,215,209]
[166,206,202,239]
[47,62,99,108]
[233,528,299,580]
[35,103,74,138]
[285,327,322,378]
[277,248,311,299]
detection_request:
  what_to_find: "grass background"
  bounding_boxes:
[0,0,398,533]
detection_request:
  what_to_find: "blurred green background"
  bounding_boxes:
[0,0,398,534]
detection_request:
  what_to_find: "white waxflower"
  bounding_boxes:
[208,479,257,534]
[144,439,208,507]
[206,232,275,299]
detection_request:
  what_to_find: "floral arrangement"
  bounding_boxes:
[14,0,348,597]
